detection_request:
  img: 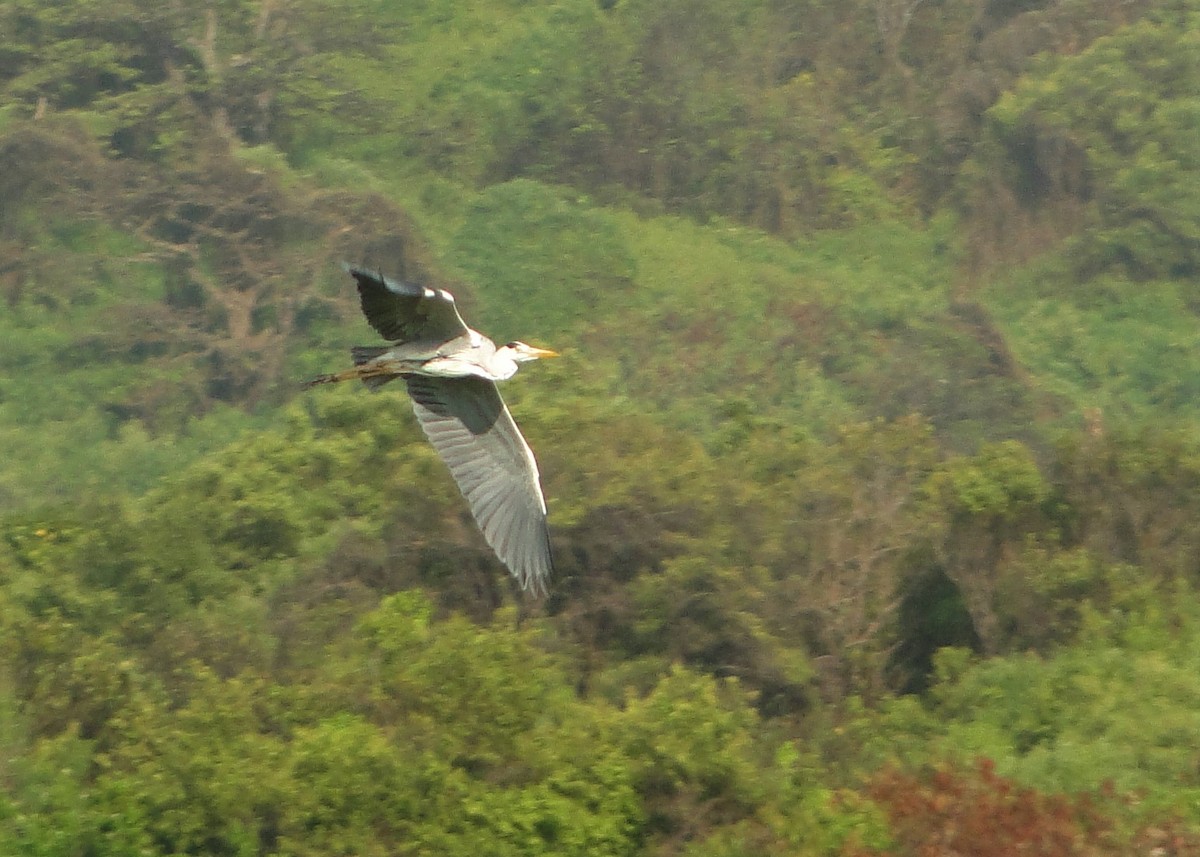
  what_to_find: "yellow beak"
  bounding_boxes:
[529,346,560,358]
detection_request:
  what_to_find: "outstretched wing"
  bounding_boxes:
[345,264,471,345]
[405,375,553,593]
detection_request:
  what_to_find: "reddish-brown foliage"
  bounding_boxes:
[846,759,1157,857]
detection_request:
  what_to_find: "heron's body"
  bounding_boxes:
[305,265,557,593]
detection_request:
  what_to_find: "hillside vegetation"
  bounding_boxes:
[3,0,1200,853]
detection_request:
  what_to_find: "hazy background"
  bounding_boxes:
[2,0,1199,853]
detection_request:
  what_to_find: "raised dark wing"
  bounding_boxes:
[345,264,471,345]
[405,375,553,593]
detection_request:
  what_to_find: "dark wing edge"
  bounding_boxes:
[405,375,553,594]
[343,263,471,345]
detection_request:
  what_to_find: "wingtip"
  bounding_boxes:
[520,573,550,598]
[517,554,554,598]
[343,263,419,296]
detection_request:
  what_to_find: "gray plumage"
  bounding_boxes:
[305,265,558,593]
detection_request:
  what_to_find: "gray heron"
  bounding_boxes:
[305,265,558,593]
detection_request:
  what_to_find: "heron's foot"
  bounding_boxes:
[302,372,346,388]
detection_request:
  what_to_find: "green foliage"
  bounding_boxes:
[965,9,1200,427]
[984,263,1200,424]
[329,595,646,856]
[985,9,1200,280]
[344,593,571,764]
[87,666,286,857]
[4,0,1200,852]
[0,724,94,857]
[927,440,1049,521]
[629,559,814,708]
[856,599,1200,829]
[616,667,761,808]
[278,713,418,856]
[452,179,636,339]
[399,1,615,183]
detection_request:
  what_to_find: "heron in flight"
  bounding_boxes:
[305,265,558,593]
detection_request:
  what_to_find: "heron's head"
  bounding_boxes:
[501,341,560,363]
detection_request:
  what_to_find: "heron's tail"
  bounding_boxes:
[350,346,401,389]
[351,346,389,365]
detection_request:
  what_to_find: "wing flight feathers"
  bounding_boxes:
[405,375,553,593]
[344,265,471,345]
[314,265,554,593]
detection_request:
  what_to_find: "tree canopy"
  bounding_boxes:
[4,0,1200,853]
